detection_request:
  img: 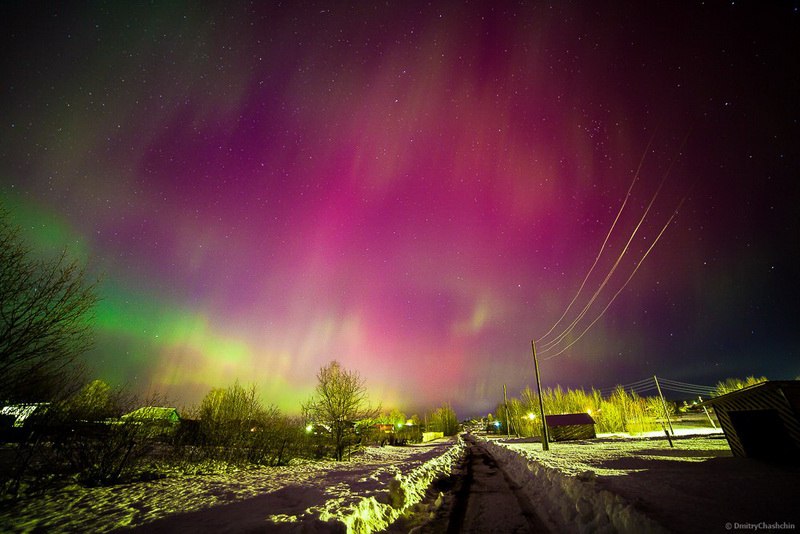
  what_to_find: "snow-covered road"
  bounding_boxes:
[446,436,548,533]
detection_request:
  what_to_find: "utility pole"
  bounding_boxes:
[654,375,675,436]
[503,384,510,438]
[698,396,717,429]
[531,339,549,451]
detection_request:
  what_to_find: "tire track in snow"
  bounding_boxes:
[402,435,549,533]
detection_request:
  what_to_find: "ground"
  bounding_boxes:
[0,439,463,533]
[483,429,800,533]
[1,430,799,533]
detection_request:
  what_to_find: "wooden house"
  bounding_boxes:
[545,413,596,441]
[701,380,800,461]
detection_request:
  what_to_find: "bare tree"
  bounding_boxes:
[0,209,97,403]
[198,381,289,465]
[303,361,378,461]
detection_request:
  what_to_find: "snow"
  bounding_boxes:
[0,438,464,533]
[477,429,800,533]
[479,436,668,533]
[4,430,799,533]
[309,438,464,533]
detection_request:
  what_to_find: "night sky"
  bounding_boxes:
[1,1,798,416]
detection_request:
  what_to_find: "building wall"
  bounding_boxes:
[422,431,444,442]
[549,424,596,441]
[712,386,800,459]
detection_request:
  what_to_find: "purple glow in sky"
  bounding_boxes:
[1,2,798,416]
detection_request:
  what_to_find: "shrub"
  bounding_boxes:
[429,403,459,436]
[714,376,767,396]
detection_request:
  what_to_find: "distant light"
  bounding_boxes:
[305,424,313,433]
[586,409,592,416]
[494,421,501,427]
[527,412,536,420]
[397,423,403,429]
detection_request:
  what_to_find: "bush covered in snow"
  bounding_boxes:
[315,437,465,533]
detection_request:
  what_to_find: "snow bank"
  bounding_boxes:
[1,440,464,533]
[314,437,465,534]
[479,437,668,534]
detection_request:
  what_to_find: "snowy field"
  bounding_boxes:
[481,429,800,533]
[0,438,464,533]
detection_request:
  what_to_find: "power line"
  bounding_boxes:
[541,195,688,360]
[535,134,654,344]
[597,377,655,394]
[596,376,716,398]
[534,133,691,360]
[539,157,671,353]
[658,377,715,389]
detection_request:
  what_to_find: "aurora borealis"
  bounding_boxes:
[1,2,798,416]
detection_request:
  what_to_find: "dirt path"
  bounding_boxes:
[397,435,548,533]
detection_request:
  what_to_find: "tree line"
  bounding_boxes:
[494,385,672,437]
[0,363,460,498]
[492,375,770,438]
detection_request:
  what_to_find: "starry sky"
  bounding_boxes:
[1,1,798,417]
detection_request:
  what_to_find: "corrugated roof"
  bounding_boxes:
[700,380,800,406]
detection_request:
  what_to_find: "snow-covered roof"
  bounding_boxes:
[122,406,180,422]
[0,403,48,427]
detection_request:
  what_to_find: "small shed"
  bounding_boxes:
[701,380,800,461]
[545,413,596,441]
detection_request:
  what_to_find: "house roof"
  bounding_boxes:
[699,380,800,406]
[545,413,596,426]
[0,403,49,426]
[122,406,180,421]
